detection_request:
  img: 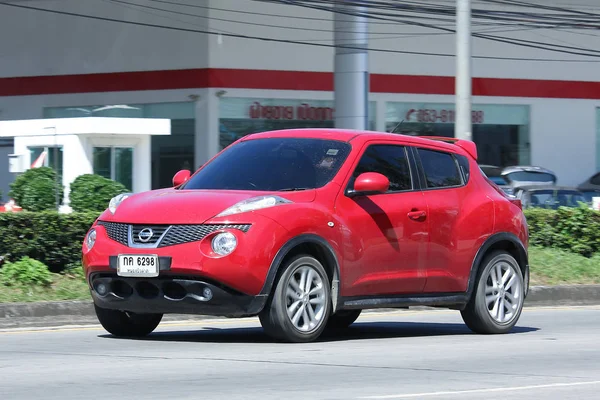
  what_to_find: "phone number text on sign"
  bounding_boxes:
[405,109,485,124]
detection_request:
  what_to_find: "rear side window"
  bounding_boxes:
[350,144,412,192]
[417,148,463,188]
[456,154,470,183]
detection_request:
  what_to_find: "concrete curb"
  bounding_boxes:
[0,285,598,328]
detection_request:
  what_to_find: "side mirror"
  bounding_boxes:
[172,169,191,187]
[348,172,390,197]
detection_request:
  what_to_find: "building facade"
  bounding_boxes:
[1,0,599,201]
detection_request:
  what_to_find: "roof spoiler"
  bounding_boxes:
[418,136,478,161]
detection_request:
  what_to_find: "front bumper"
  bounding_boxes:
[89,272,268,317]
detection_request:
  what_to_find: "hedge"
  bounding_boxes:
[8,167,63,211]
[524,205,600,258]
[69,174,128,213]
[0,206,597,273]
[0,211,99,272]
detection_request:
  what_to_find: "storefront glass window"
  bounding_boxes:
[44,102,194,189]
[219,98,377,150]
[385,102,530,167]
[93,147,133,190]
[597,108,600,171]
[28,146,63,181]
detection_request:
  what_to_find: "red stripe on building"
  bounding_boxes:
[1,68,600,99]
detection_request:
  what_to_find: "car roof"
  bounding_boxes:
[501,165,556,175]
[514,184,581,192]
[240,128,473,158]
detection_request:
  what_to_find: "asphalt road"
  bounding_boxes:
[1,306,599,400]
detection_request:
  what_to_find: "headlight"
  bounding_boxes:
[85,228,96,251]
[216,195,292,217]
[108,193,132,214]
[211,232,237,256]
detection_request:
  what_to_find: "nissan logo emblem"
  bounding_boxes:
[138,228,154,243]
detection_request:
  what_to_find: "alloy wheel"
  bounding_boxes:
[484,260,523,324]
[285,265,327,333]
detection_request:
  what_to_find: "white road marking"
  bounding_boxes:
[360,380,600,399]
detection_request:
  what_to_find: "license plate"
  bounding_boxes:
[117,254,159,277]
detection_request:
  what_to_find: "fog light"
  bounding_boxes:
[211,232,237,256]
[96,283,108,296]
[203,287,213,300]
[85,228,96,251]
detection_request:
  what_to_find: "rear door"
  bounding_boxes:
[335,141,429,297]
[412,146,493,293]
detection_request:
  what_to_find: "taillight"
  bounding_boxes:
[509,197,522,210]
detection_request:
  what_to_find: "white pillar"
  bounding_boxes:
[455,0,472,141]
[334,0,369,130]
[194,89,220,169]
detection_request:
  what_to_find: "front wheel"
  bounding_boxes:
[461,251,525,334]
[94,304,163,337]
[259,255,331,343]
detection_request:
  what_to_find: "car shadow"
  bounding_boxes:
[99,321,539,344]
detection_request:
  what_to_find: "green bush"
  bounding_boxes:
[524,205,600,258]
[0,211,99,272]
[0,257,53,287]
[69,174,128,212]
[8,167,63,211]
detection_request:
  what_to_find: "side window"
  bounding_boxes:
[591,173,600,186]
[456,154,470,183]
[417,148,463,188]
[350,145,412,192]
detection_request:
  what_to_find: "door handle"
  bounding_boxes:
[407,210,427,221]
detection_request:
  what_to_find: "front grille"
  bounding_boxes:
[98,221,128,246]
[97,221,251,248]
[131,225,170,246]
[159,224,251,247]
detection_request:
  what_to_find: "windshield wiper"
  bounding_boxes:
[277,187,311,192]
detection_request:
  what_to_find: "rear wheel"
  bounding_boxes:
[94,304,163,337]
[461,251,525,334]
[327,310,362,330]
[259,255,331,343]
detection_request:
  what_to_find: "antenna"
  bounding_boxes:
[389,119,404,134]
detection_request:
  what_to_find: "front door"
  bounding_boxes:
[335,143,429,297]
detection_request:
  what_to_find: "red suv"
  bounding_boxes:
[82,129,529,343]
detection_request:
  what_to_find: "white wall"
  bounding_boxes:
[0,0,210,78]
[13,134,91,205]
[207,0,600,81]
[13,132,153,205]
[1,0,600,81]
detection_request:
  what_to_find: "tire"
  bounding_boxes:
[327,310,362,330]
[94,304,163,337]
[461,251,525,334]
[259,255,332,343]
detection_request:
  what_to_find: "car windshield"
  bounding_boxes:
[182,137,352,191]
[505,171,556,183]
[529,190,587,209]
[580,190,600,203]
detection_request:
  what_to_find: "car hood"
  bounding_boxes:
[99,188,316,225]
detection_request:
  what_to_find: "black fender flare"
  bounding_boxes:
[258,234,342,311]
[466,232,530,299]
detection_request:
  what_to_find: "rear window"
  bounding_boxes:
[505,171,556,184]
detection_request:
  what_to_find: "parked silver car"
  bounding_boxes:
[479,165,557,195]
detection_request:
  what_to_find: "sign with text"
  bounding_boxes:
[386,102,530,126]
[249,101,334,121]
[220,98,376,124]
